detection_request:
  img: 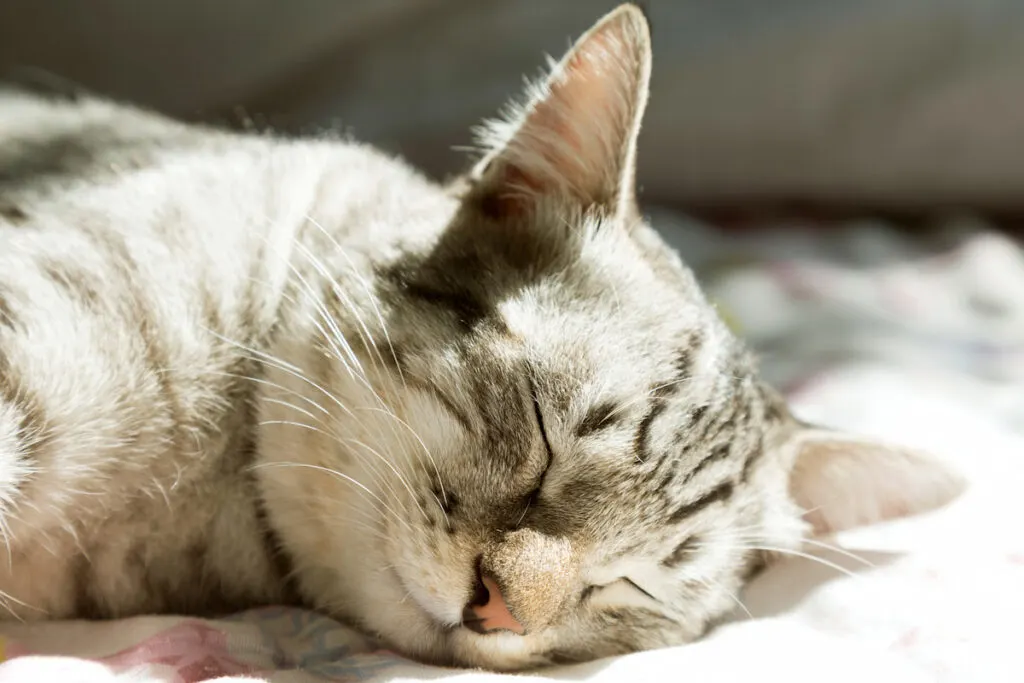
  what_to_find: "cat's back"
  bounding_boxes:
[0,85,445,620]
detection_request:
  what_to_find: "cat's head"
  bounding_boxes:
[258,3,965,670]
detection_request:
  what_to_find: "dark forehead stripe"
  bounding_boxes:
[666,479,734,525]
[405,281,490,331]
[378,262,495,333]
[377,194,571,336]
[680,443,733,485]
[575,400,620,438]
[632,370,688,464]
[633,331,707,464]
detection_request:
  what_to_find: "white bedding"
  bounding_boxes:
[1,212,1020,683]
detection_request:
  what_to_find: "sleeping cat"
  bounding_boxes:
[0,3,963,671]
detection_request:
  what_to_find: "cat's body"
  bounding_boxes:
[0,5,963,671]
[0,87,431,619]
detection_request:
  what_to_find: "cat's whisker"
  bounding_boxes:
[299,216,407,390]
[255,419,415,522]
[222,278,446,524]
[296,336,430,518]
[209,370,331,417]
[354,405,448,508]
[312,339,423,502]
[252,460,416,535]
[290,237,389,383]
[793,538,875,568]
[284,284,419,489]
[0,507,22,571]
[343,437,431,524]
[692,575,753,621]
[702,528,874,568]
[251,363,428,526]
[0,586,48,621]
[278,232,406,438]
[695,540,862,580]
[208,330,363,424]
[263,397,320,423]
[250,226,367,382]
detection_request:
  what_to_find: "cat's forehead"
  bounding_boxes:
[496,226,728,391]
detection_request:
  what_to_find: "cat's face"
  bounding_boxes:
[257,4,964,671]
[359,204,806,668]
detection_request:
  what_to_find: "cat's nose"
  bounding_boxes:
[462,570,525,635]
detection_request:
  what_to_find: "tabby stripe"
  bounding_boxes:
[740,438,767,482]
[681,443,733,484]
[633,398,666,463]
[253,496,302,606]
[667,479,734,524]
[401,280,490,332]
[575,400,619,438]
[40,259,101,312]
[661,533,703,568]
[672,328,704,379]
[85,227,185,453]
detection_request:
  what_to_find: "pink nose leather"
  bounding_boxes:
[464,575,525,635]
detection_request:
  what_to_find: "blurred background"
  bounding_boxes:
[4,0,1024,218]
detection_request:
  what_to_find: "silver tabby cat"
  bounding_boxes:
[0,4,963,671]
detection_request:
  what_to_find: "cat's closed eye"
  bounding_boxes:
[581,579,660,606]
[526,381,554,507]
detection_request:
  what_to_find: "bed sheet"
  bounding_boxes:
[1,212,1020,683]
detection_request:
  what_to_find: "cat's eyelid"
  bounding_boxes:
[528,377,555,467]
[583,578,662,605]
[622,577,660,603]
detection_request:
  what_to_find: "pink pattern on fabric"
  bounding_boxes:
[95,621,257,683]
[891,627,920,651]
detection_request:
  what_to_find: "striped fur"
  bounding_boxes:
[0,4,963,672]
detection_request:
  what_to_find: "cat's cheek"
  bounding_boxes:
[384,524,480,628]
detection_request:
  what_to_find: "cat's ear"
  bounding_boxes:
[786,427,967,535]
[470,3,651,219]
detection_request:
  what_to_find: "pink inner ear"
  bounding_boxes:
[790,434,968,536]
[484,13,644,212]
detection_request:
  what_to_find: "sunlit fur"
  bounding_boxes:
[0,4,964,672]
